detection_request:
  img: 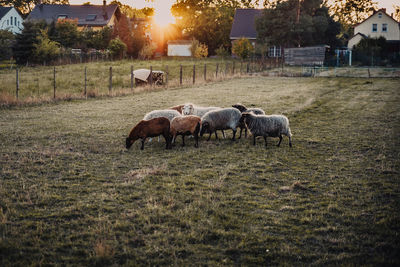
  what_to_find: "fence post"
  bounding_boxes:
[180,65,183,85]
[247,62,250,73]
[165,65,169,86]
[216,63,219,78]
[204,64,207,81]
[232,61,235,75]
[240,62,243,75]
[53,66,56,99]
[149,66,153,86]
[131,65,134,91]
[193,64,196,84]
[225,62,228,76]
[16,68,19,100]
[109,66,112,92]
[84,67,87,97]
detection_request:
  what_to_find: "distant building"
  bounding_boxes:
[284,45,329,66]
[348,8,400,49]
[167,40,192,57]
[0,7,24,34]
[26,1,121,31]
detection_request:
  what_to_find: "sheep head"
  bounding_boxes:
[182,104,194,115]
[200,121,210,136]
[232,103,247,113]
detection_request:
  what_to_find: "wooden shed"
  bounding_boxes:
[284,45,329,66]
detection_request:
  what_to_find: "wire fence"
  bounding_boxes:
[0,58,399,105]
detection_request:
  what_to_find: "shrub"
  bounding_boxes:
[0,30,15,60]
[138,42,156,60]
[190,38,208,58]
[33,29,60,64]
[108,38,127,59]
[232,38,254,60]
[215,45,230,59]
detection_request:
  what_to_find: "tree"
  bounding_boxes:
[394,5,400,21]
[33,29,60,63]
[12,20,47,65]
[113,15,134,56]
[256,0,341,48]
[232,38,254,60]
[171,0,258,55]
[108,37,127,59]
[0,0,68,16]
[51,19,80,48]
[0,30,15,60]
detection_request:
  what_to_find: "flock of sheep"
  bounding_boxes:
[125,103,293,150]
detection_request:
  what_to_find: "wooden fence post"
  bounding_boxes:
[109,66,112,92]
[130,65,134,91]
[53,66,56,99]
[180,65,183,85]
[149,66,153,86]
[84,67,87,97]
[204,64,207,81]
[193,64,196,84]
[165,65,169,86]
[216,63,219,78]
[232,61,235,75]
[225,62,228,76]
[16,68,19,100]
[247,62,250,73]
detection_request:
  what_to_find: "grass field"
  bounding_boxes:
[0,76,399,265]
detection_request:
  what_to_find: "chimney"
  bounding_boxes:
[382,8,386,13]
[102,0,108,20]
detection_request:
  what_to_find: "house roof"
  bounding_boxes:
[354,8,400,28]
[0,7,13,20]
[26,4,119,27]
[230,9,262,40]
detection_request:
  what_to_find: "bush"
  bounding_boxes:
[138,42,156,60]
[215,45,230,59]
[232,38,254,60]
[33,29,60,63]
[108,38,127,59]
[190,38,208,58]
[0,30,15,60]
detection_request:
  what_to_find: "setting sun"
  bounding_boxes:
[152,1,175,27]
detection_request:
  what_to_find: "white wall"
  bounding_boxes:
[354,12,400,41]
[0,8,23,34]
[168,44,191,57]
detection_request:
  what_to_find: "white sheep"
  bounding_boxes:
[241,112,292,147]
[182,103,221,117]
[200,108,242,141]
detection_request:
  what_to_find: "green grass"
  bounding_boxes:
[0,77,399,265]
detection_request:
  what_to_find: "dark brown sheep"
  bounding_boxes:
[126,117,172,150]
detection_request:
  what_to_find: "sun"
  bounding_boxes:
[152,2,175,27]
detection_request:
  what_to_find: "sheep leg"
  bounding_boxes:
[231,129,236,141]
[215,131,219,140]
[245,128,248,138]
[253,135,256,146]
[207,132,212,141]
[141,138,146,150]
[181,135,185,147]
[289,135,292,147]
[164,134,171,149]
[194,134,199,148]
[221,130,226,139]
[264,136,268,147]
[238,127,243,139]
[277,135,282,147]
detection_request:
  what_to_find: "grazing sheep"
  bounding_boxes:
[169,104,185,114]
[241,112,292,147]
[170,115,202,148]
[143,109,181,142]
[183,103,226,138]
[126,117,171,150]
[200,108,242,141]
[232,103,266,139]
[144,109,181,121]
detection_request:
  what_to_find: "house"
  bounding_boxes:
[167,40,192,57]
[0,7,24,34]
[348,8,400,49]
[26,1,121,31]
[229,9,281,57]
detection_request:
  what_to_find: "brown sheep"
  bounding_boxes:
[126,117,171,150]
[170,115,202,148]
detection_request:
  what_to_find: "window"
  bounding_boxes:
[382,23,387,32]
[86,14,97,21]
[14,17,17,26]
[268,46,281,57]
[6,19,9,26]
[10,16,13,25]
[378,13,382,18]
[372,24,377,32]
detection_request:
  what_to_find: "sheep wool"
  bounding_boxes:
[200,108,242,141]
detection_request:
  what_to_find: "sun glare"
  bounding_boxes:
[153,2,175,27]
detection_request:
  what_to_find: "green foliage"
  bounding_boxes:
[33,29,60,63]
[352,37,396,66]
[52,19,80,48]
[108,38,127,59]
[138,42,156,60]
[232,38,254,60]
[172,0,256,55]
[256,0,341,48]
[0,0,69,16]
[0,30,15,60]
[12,20,47,65]
[215,45,230,59]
